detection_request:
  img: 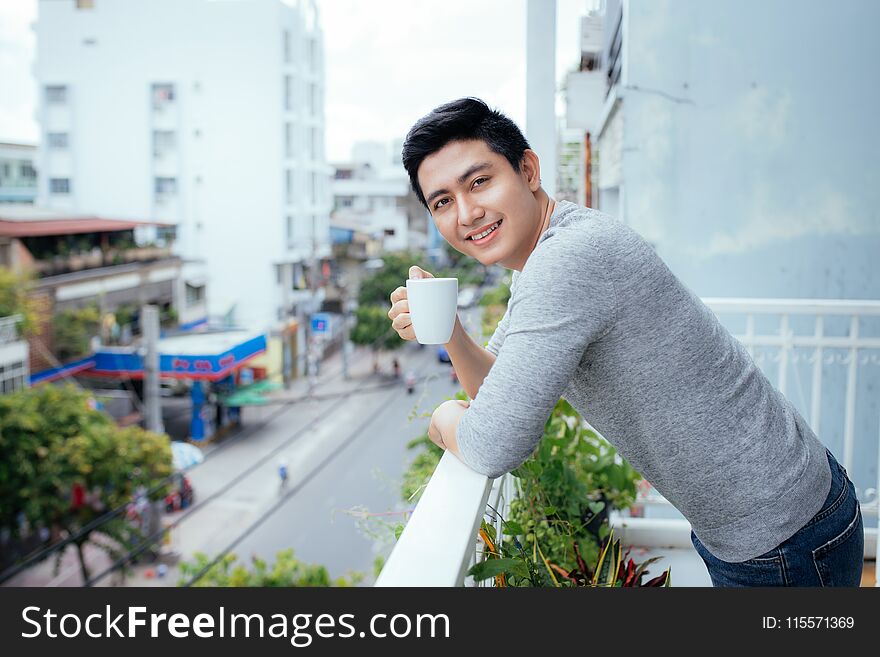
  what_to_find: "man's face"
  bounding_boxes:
[417,139,542,270]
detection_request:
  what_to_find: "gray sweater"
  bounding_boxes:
[455,200,832,562]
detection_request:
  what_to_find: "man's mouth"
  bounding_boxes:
[466,219,502,242]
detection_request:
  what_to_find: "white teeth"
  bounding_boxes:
[468,220,501,240]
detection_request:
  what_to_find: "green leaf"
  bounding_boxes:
[588,501,605,515]
[467,558,528,581]
[542,506,557,516]
[501,521,524,535]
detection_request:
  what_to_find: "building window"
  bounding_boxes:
[286,215,293,246]
[45,85,68,104]
[154,177,177,195]
[49,178,71,194]
[308,83,318,116]
[153,130,176,157]
[185,283,205,307]
[307,37,317,70]
[21,163,36,179]
[293,262,307,290]
[151,83,175,110]
[338,196,354,209]
[47,132,69,149]
[76,0,95,9]
[283,30,291,62]
[310,127,321,161]
[285,122,293,158]
[0,361,28,395]
[284,75,293,111]
[311,172,318,205]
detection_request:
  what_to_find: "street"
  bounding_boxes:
[3,307,485,587]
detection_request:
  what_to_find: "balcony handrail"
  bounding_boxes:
[703,298,880,316]
[377,297,880,587]
[375,451,493,587]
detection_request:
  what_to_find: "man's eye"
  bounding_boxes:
[473,177,488,187]
[434,198,450,210]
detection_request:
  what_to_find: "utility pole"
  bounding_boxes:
[340,276,350,380]
[306,220,319,395]
[142,304,164,435]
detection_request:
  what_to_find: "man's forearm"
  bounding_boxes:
[444,315,496,400]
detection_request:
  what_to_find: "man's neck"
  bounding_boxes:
[506,192,555,272]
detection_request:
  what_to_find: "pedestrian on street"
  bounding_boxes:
[278,459,289,487]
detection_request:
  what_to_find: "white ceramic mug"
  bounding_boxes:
[406,277,458,344]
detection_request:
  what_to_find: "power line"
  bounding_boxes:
[3,308,418,584]
[181,378,398,587]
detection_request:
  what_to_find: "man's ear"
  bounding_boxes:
[520,149,542,192]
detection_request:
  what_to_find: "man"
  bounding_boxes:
[387,97,863,586]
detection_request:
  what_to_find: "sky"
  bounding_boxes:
[0,0,594,161]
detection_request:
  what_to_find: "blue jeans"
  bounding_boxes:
[690,449,864,587]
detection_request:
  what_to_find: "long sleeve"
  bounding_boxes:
[456,234,617,478]
[484,272,518,356]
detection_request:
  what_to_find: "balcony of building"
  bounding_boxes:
[377,298,880,587]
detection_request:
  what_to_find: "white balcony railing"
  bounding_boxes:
[377,298,880,587]
[375,452,512,587]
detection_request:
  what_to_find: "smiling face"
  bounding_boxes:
[417,139,546,271]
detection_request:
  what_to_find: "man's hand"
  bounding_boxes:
[388,265,435,341]
[428,399,470,456]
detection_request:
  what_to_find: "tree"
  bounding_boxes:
[349,304,402,370]
[0,383,172,582]
[178,548,363,587]
[52,304,101,361]
[0,266,43,336]
[356,250,423,306]
[351,252,421,370]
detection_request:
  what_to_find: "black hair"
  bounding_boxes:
[401,97,531,208]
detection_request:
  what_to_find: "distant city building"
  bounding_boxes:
[0,204,204,373]
[331,140,428,253]
[0,142,38,204]
[34,0,331,339]
[559,11,605,207]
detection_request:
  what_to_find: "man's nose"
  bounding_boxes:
[457,197,485,226]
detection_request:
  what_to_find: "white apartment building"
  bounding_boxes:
[34,0,332,331]
[331,140,428,254]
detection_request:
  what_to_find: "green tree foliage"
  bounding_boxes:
[356,251,423,306]
[349,304,401,352]
[436,241,486,286]
[52,304,101,361]
[178,548,363,587]
[0,383,173,580]
[0,266,42,336]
